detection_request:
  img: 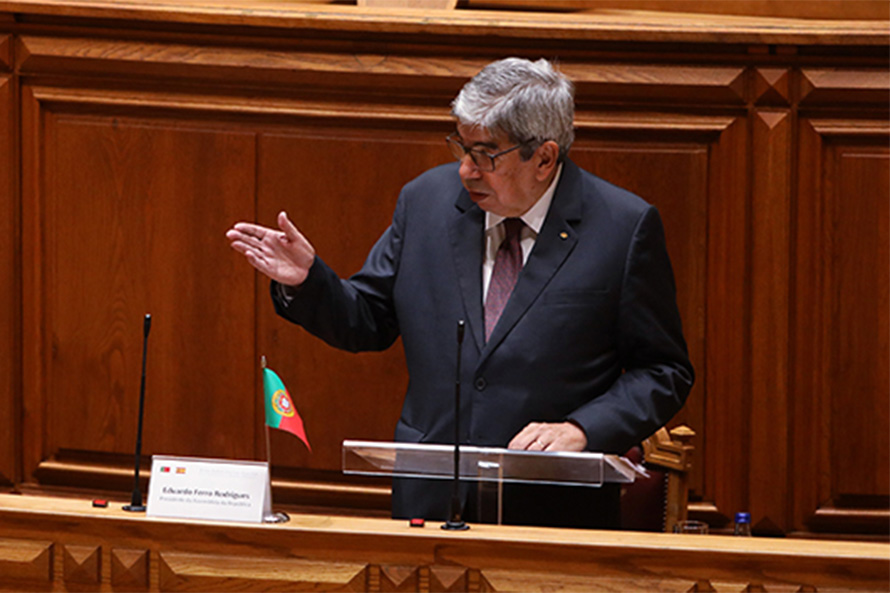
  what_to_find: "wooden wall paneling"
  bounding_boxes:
[14,35,483,100]
[20,85,260,492]
[255,123,453,504]
[794,118,890,535]
[20,83,42,494]
[564,63,746,107]
[700,115,749,528]
[748,107,792,534]
[0,35,15,490]
[746,68,793,533]
[2,2,886,537]
[799,68,890,108]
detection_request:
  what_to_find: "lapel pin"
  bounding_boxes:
[559,231,569,240]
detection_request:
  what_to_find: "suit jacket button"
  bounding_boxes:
[474,377,486,391]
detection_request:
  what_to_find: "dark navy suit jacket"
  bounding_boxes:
[272,159,694,526]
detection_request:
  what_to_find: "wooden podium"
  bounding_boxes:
[0,493,886,592]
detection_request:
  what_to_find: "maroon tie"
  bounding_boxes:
[485,218,524,341]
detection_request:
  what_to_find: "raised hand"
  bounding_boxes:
[226,211,316,287]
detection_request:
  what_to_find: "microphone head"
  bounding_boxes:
[143,314,152,336]
[456,319,465,343]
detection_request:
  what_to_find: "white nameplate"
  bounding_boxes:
[146,455,270,524]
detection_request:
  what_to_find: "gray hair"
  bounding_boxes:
[451,57,575,162]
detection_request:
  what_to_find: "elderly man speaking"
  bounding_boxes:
[227,57,694,529]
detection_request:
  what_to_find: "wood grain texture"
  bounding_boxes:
[471,0,890,20]
[20,93,260,486]
[0,0,887,45]
[799,68,890,107]
[0,75,15,490]
[0,494,886,592]
[0,537,52,586]
[826,143,889,500]
[794,118,890,536]
[15,37,751,110]
[0,35,11,72]
[702,116,749,529]
[749,109,792,534]
[751,68,791,107]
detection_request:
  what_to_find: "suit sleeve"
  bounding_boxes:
[270,193,407,353]
[567,206,694,453]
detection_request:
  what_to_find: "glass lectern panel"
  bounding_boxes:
[342,440,639,487]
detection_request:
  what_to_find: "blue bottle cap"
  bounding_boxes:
[735,512,751,523]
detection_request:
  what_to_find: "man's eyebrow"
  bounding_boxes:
[462,139,498,150]
[453,133,498,151]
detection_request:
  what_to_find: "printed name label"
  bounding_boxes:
[147,455,269,523]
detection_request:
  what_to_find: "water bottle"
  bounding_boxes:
[734,512,752,536]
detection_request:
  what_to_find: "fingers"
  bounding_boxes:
[508,423,544,451]
[226,215,315,286]
[226,223,282,254]
[227,236,275,277]
[508,422,587,453]
[276,211,316,258]
[229,222,274,242]
[278,211,298,239]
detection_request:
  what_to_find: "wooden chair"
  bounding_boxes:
[620,425,695,533]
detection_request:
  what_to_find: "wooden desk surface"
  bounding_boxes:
[0,493,887,591]
[0,0,887,45]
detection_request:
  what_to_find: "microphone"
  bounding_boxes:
[123,314,152,512]
[442,320,469,530]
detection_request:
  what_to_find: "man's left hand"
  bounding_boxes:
[508,422,587,452]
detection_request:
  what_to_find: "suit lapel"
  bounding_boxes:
[449,189,486,352]
[479,161,584,364]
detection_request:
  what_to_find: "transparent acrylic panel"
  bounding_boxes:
[342,440,640,487]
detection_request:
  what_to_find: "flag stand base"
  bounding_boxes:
[263,511,290,524]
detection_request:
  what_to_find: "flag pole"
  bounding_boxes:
[261,355,272,466]
[260,355,288,523]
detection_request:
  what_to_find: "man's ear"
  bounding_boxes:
[535,141,560,181]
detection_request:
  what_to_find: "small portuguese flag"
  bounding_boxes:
[263,365,311,451]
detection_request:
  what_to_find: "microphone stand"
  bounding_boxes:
[442,320,469,530]
[123,314,151,512]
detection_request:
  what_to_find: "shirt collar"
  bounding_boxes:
[485,163,563,234]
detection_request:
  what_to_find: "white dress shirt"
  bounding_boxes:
[482,164,563,302]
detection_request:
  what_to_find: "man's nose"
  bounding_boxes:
[459,154,481,179]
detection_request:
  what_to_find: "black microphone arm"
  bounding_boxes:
[123,313,151,512]
[442,319,469,530]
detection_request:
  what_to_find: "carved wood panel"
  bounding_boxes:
[20,86,260,489]
[0,71,14,490]
[794,118,890,535]
[0,494,887,593]
[749,108,793,534]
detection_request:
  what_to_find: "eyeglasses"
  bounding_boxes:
[445,133,527,172]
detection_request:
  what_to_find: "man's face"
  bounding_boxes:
[455,123,543,218]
